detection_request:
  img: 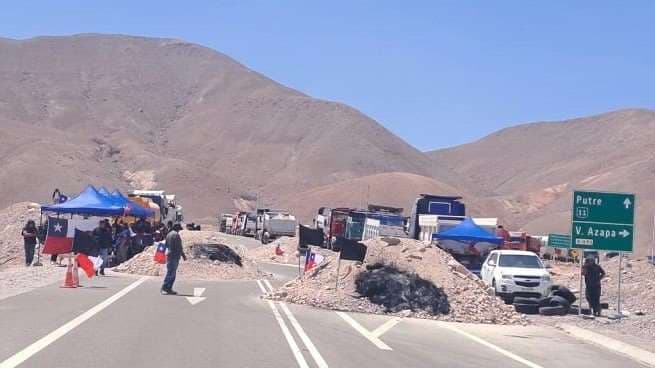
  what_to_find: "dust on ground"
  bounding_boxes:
[113,230,272,280]
[531,256,655,346]
[248,236,335,266]
[269,237,523,325]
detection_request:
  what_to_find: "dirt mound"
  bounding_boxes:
[0,202,42,267]
[114,230,271,280]
[248,237,299,265]
[535,257,655,342]
[269,238,523,324]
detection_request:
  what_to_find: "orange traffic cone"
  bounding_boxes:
[61,263,77,288]
[72,261,80,287]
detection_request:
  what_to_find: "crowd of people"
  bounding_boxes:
[21,216,177,272]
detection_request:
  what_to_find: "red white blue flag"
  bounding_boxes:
[154,242,167,264]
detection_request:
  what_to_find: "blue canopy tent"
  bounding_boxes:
[41,185,126,216]
[110,190,155,218]
[432,217,504,244]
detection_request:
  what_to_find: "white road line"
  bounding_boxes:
[261,280,329,367]
[371,317,402,338]
[336,312,393,351]
[256,279,268,294]
[193,287,206,297]
[256,280,309,368]
[435,322,544,368]
[0,276,148,368]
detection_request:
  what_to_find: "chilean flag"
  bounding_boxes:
[154,242,167,264]
[304,250,316,272]
[42,217,73,254]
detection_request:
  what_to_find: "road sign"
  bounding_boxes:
[548,233,571,248]
[571,190,635,252]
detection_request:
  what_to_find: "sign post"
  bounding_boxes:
[571,190,635,318]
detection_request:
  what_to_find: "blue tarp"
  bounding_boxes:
[41,185,126,216]
[432,217,504,244]
[110,190,155,218]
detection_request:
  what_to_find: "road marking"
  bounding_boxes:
[256,280,309,368]
[336,312,393,351]
[435,322,544,368]
[371,317,402,338]
[262,280,328,368]
[0,276,148,368]
[186,287,207,305]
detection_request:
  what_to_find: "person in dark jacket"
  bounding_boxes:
[22,220,38,266]
[93,220,113,275]
[582,257,606,316]
[161,223,187,295]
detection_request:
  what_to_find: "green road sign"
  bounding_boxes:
[548,233,571,248]
[571,190,635,252]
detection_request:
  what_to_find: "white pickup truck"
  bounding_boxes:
[480,250,552,303]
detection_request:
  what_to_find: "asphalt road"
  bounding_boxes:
[0,262,645,368]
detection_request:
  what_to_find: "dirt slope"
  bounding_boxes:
[276,172,464,223]
[0,34,434,220]
[428,109,655,255]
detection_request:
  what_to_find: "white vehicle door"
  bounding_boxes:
[481,253,498,285]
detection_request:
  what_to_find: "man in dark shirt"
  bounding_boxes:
[582,257,606,316]
[161,223,187,295]
[93,220,113,276]
[22,220,38,266]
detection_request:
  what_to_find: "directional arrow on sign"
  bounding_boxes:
[186,287,206,305]
[623,198,632,209]
[619,230,630,238]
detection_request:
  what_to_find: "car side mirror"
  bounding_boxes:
[488,260,496,267]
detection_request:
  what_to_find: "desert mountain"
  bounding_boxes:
[0,34,439,220]
[278,172,463,222]
[428,109,655,255]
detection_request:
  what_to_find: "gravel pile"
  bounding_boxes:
[544,256,655,341]
[269,238,523,324]
[0,202,42,267]
[114,230,271,280]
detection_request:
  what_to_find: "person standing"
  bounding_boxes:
[22,220,38,266]
[161,223,186,295]
[93,220,112,276]
[582,257,606,317]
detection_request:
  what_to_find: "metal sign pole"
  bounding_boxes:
[651,214,654,264]
[335,253,342,291]
[579,252,583,316]
[617,252,623,317]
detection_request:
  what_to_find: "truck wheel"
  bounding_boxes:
[539,305,568,316]
[552,287,576,304]
[513,297,540,305]
[514,303,539,314]
[548,295,571,309]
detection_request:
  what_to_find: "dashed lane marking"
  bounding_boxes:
[371,317,402,338]
[0,276,148,368]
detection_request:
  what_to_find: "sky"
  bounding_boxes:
[1,1,654,150]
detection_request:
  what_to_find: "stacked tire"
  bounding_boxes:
[512,285,576,316]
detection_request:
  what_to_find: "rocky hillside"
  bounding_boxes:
[428,109,655,255]
[0,34,436,220]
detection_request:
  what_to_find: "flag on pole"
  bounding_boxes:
[154,242,167,264]
[42,217,73,254]
[299,225,324,248]
[76,253,103,278]
[334,236,367,262]
[304,249,316,272]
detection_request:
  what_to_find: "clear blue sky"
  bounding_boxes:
[2,1,654,150]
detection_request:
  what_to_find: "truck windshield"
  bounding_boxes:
[498,255,543,269]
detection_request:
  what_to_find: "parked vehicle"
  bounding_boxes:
[257,210,297,244]
[480,250,553,303]
[408,194,465,240]
[219,213,235,233]
[239,212,258,237]
[128,190,183,224]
